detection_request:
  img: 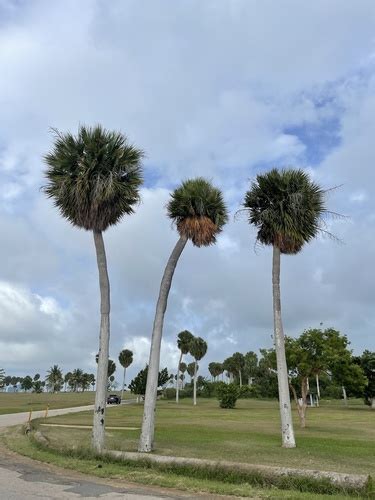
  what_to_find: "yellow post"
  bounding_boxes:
[44,405,49,419]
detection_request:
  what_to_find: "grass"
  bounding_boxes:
[3,397,374,498]
[3,426,367,499]
[37,398,375,476]
[0,390,133,415]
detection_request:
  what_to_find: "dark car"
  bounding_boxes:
[107,394,121,405]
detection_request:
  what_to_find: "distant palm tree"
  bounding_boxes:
[64,372,72,392]
[179,362,187,388]
[175,330,194,403]
[189,337,207,405]
[139,178,228,452]
[71,368,83,392]
[46,365,63,393]
[243,168,330,448]
[119,349,133,399]
[187,362,196,383]
[44,125,143,453]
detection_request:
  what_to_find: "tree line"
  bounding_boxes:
[42,124,371,454]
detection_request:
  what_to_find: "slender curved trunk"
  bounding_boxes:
[176,351,183,403]
[239,371,242,388]
[272,245,296,448]
[92,230,110,454]
[121,367,126,400]
[138,236,188,452]
[316,373,320,399]
[193,360,197,405]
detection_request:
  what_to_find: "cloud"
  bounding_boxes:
[0,1,374,381]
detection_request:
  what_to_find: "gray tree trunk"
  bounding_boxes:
[138,236,188,452]
[121,367,126,400]
[239,371,242,387]
[193,360,197,406]
[176,351,183,403]
[272,245,296,448]
[371,397,375,409]
[316,373,320,399]
[342,386,348,405]
[92,230,110,454]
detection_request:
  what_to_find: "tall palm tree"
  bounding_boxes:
[179,362,187,388]
[189,336,207,405]
[139,178,228,452]
[45,365,63,393]
[43,125,143,453]
[175,330,194,403]
[187,362,196,383]
[243,168,329,448]
[119,349,133,399]
[71,368,83,392]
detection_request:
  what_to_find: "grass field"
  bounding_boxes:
[33,398,375,476]
[0,391,133,415]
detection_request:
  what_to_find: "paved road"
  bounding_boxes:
[0,404,224,499]
[0,448,202,499]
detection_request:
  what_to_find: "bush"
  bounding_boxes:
[238,385,260,398]
[217,383,239,409]
[164,388,176,400]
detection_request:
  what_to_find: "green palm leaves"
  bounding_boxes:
[43,125,143,231]
[167,178,228,247]
[243,168,327,254]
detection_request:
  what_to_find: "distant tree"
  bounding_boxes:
[71,369,84,392]
[64,372,72,392]
[354,351,375,409]
[140,178,228,452]
[4,376,11,387]
[223,356,236,383]
[189,337,207,406]
[176,330,194,403]
[243,168,332,448]
[33,373,40,382]
[208,362,217,381]
[21,375,33,392]
[118,349,133,400]
[46,365,63,393]
[33,380,43,393]
[232,352,245,387]
[187,362,196,383]
[129,366,169,399]
[88,373,96,391]
[0,368,5,389]
[179,362,187,388]
[44,125,143,454]
[244,351,258,386]
[96,354,116,380]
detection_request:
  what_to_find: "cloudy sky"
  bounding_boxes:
[1,0,374,383]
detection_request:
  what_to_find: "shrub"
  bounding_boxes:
[239,385,260,398]
[164,388,176,400]
[217,383,239,409]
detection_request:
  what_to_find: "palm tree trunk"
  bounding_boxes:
[121,367,126,400]
[342,385,348,405]
[193,360,197,406]
[138,235,188,452]
[176,351,183,403]
[239,371,242,388]
[272,245,296,448]
[92,230,110,454]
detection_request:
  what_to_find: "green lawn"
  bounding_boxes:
[37,398,375,476]
[0,391,134,414]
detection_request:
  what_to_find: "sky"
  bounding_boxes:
[0,0,375,384]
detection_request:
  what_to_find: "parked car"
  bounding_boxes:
[107,394,121,404]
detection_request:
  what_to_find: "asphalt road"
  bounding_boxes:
[0,404,221,499]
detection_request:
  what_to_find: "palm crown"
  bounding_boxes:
[43,125,143,232]
[189,337,207,361]
[243,168,327,254]
[177,330,194,355]
[119,349,133,369]
[167,178,228,247]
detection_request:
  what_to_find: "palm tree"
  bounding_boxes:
[189,337,207,405]
[175,330,194,403]
[43,125,143,453]
[71,368,83,392]
[232,352,245,387]
[179,362,187,388]
[45,365,63,393]
[187,362,196,383]
[119,349,133,399]
[64,372,72,392]
[139,178,228,452]
[243,168,329,448]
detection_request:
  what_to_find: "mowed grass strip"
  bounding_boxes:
[39,398,375,476]
[0,391,134,414]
